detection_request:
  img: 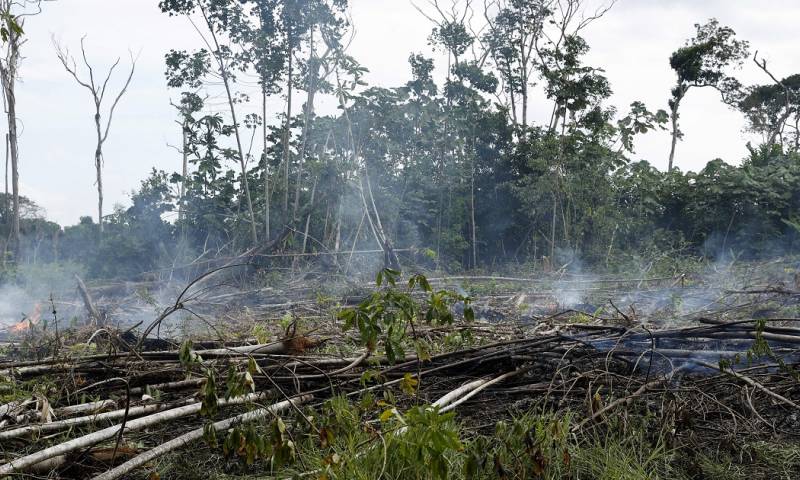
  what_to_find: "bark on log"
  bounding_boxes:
[0,391,270,474]
[91,395,312,480]
[0,398,196,440]
[432,379,489,409]
[10,399,117,424]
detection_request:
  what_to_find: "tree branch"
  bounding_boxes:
[101,50,137,144]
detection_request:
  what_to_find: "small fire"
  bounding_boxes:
[9,303,42,333]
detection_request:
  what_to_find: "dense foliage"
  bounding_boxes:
[2,1,800,280]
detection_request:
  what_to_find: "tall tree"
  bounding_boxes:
[667,19,748,170]
[739,53,800,154]
[170,92,204,223]
[0,0,39,261]
[248,0,284,241]
[161,0,259,245]
[482,0,549,127]
[54,37,136,236]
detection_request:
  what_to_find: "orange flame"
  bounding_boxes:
[9,303,41,333]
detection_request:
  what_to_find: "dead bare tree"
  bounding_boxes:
[53,36,136,237]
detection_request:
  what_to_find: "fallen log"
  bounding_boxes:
[432,378,489,409]
[0,391,271,474]
[0,339,320,379]
[9,399,117,424]
[439,366,532,414]
[90,395,313,480]
[128,378,206,396]
[0,398,196,440]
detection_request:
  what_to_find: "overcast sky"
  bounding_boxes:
[12,0,800,225]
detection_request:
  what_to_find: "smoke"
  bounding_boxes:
[0,283,33,329]
[0,263,80,335]
[551,247,596,307]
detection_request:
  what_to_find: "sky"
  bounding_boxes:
[10,0,800,225]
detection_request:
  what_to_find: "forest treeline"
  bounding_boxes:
[2,0,800,280]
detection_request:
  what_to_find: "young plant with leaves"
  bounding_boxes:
[338,268,473,364]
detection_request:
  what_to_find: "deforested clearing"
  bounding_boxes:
[2,1,800,479]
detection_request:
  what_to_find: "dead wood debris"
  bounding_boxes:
[1,271,800,478]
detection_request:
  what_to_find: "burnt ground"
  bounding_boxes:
[2,260,800,478]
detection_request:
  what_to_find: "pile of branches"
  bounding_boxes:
[2,312,800,478]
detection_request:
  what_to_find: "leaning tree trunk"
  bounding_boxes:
[224,82,258,245]
[300,176,317,255]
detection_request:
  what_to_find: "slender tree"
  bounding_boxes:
[482,0,549,127]
[161,0,259,245]
[249,0,285,241]
[0,0,38,261]
[170,92,204,223]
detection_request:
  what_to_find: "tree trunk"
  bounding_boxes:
[292,32,318,224]
[226,85,258,245]
[94,112,104,236]
[334,69,398,269]
[508,70,517,125]
[667,92,683,171]
[7,72,19,260]
[3,133,7,229]
[262,88,270,241]
[334,203,342,252]
[201,6,258,245]
[363,168,400,270]
[0,17,20,261]
[520,36,529,128]
[301,176,317,254]
[549,194,557,264]
[470,161,477,269]
[521,78,528,128]
[179,124,187,223]
[282,47,293,219]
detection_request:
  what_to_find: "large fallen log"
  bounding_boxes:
[0,398,196,440]
[0,338,318,378]
[0,391,271,475]
[91,394,313,480]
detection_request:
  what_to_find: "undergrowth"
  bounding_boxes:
[143,396,732,480]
